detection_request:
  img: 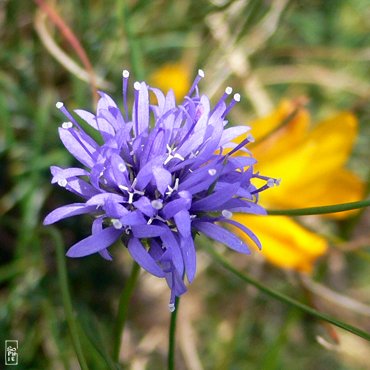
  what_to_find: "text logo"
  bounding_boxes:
[5,340,18,366]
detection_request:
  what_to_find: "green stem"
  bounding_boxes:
[267,199,370,216]
[48,227,89,370]
[205,245,370,342]
[113,261,141,362]
[119,0,145,80]
[168,296,180,370]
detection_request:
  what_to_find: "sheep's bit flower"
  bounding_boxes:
[44,70,278,310]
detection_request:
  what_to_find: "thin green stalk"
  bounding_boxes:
[258,308,300,370]
[118,0,145,80]
[113,261,141,362]
[205,245,370,342]
[267,199,370,216]
[47,227,89,370]
[168,296,180,370]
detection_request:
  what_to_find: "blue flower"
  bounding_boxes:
[44,69,278,310]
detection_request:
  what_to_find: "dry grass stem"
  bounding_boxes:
[34,11,112,91]
[205,0,288,114]
[256,65,370,97]
[301,275,370,317]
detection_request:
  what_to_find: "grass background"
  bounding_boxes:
[1,0,369,369]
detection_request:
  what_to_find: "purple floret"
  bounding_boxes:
[44,69,279,310]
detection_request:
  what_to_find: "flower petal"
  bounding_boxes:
[65,178,99,199]
[50,166,88,182]
[128,238,165,277]
[180,235,196,283]
[194,221,251,254]
[58,127,97,168]
[43,203,97,225]
[74,109,115,140]
[92,218,113,261]
[174,210,191,237]
[162,198,191,219]
[223,218,262,249]
[131,224,165,238]
[220,126,250,146]
[133,196,155,217]
[86,193,126,207]
[133,82,150,136]
[249,100,307,144]
[191,182,240,211]
[160,227,184,276]
[66,227,121,257]
[120,210,147,226]
[153,166,172,195]
[232,214,327,273]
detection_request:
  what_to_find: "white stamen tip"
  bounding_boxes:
[267,178,275,188]
[208,169,217,176]
[56,102,64,109]
[275,178,282,186]
[122,69,130,78]
[234,93,241,102]
[174,153,185,161]
[151,199,163,210]
[168,303,176,312]
[57,179,67,187]
[222,210,233,219]
[119,185,129,191]
[62,121,73,129]
[134,81,141,90]
[118,163,126,172]
[198,69,205,78]
[128,192,134,204]
[225,86,233,95]
[112,219,123,229]
[247,134,255,143]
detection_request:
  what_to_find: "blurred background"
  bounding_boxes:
[0,0,369,369]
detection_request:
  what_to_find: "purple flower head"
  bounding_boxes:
[44,69,279,310]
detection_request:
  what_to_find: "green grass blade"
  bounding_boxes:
[267,199,370,216]
[205,245,370,342]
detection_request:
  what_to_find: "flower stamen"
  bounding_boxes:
[122,69,130,121]
[222,93,241,118]
[164,144,185,165]
[166,178,179,196]
[112,219,123,229]
[187,69,205,97]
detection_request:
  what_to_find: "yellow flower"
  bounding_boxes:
[149,63,191,101]
[232,215,328,273]
[233,100,365,273]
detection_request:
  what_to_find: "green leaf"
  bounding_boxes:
[42,227,89,370]
[77,306,120,370]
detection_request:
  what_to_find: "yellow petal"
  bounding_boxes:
[231,214,328,273]
[252,111,363,213]
[286,168,365,219]
[248,100,298,142]
[149,63,191,101]
[255,142,318,207]
[302,112,358,180]
[250,101,310,161]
